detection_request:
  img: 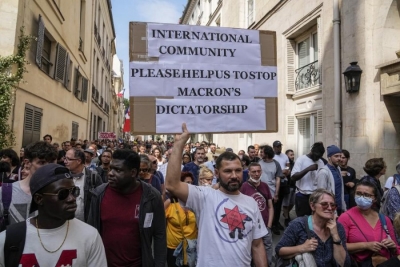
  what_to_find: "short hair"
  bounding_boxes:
[181,171,194,182]
[241,155,250,166]
[309,188,335,204]
[248,162,261,170]
[70,148,85,164]
[53,142,59,147]
[247,145,255,152]
[393,213,400,236]
[262,145,275,159]
[311,142,325,154]
[363,158,386,177]
[199,164,213,178]
[0,148,19,167]
[112,149,140,171]
[342,149,350,159]
[215,151,240,170]
[99,150,113,165]
[25,141,58,162]
[285,149,294,154]
[140,154,152,169]
[193,147,205,154]
[43,134,52,141]
[209,143,216,147]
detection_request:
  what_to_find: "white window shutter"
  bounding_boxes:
[36,15,45,67]
[317,110,323,134]
[287,39,296,93]
[55,44,67,82]
[287,115,295,135]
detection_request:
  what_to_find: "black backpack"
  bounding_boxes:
[4,221,26,267]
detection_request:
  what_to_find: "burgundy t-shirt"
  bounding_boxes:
[101,185,143,266]
[240,182,272,227]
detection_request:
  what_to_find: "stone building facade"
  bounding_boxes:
[181,0,400,177]
[0,0,121,149]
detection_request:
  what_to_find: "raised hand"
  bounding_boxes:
[174,123,190,147]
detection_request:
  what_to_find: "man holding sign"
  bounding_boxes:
[166,123,268,267]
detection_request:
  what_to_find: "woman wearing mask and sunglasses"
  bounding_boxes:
[338,179,400,266]
[276,189,350,267]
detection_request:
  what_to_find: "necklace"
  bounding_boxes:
[36,217,69,253]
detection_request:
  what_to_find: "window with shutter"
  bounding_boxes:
[317,110,323,134]
[74,68,82,100]
[22,104,42,147]
[36,15,45,67]
[64,54,71,90]
[82,78,88,102]
[55,44,67,82]
[287,115,295,135]
[71,122,79,140]
[287,40,296,94]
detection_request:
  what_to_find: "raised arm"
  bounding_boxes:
[165,123,190,203]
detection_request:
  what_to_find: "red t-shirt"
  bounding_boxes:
[240,181,272,227]
[101,184,143,266]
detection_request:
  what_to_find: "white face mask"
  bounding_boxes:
[249,177,261,184]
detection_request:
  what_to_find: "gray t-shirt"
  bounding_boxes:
[0,182,34,225]
[258,160,283,196]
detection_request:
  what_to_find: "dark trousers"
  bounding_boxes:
[273,190,285,226]
[167,248,178,267]
[295,192,312,217]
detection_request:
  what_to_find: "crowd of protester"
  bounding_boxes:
[1,127,400,266]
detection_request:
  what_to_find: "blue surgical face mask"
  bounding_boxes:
[355,196,373,210]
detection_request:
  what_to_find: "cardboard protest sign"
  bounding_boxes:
[98,132,116,140]
[129,22,277,134]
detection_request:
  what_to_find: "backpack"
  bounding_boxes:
[0,183,13,231]
[4,221,26,267]
[380,174,400,216]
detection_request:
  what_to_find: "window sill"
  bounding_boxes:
[292,84,322,100]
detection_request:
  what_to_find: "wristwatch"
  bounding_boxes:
[332,239,342,245]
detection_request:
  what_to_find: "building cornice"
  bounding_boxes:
[180,0,197,24]
[251,0,289,30]
[206,0,223,26]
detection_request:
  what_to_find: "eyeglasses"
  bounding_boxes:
[42,186,80,201]
[139,168,149,173]
[355,192,375,199]
[64,157,79,162]
[317,202,337,210]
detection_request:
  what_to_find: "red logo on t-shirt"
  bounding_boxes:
[19,250,77,266]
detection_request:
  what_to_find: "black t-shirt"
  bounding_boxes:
[249,156,260,163]
[377,256,400,267]
[341,166,356,195]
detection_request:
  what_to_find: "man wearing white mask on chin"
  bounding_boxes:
[240,162,274,266]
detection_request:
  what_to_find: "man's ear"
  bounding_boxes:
[33,193,44,208]
[132,168,138,178]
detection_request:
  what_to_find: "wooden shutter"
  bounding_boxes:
[287,115,295,135]
[64,53,70,89]
[287,39,296,93]
[72,122,79,139]
[317,110,323,134]
[36,15,45,67]
[81,77,88,102]
[22,104,42,147]
[55,44,67,82]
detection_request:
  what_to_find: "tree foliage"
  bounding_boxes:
[0,28,34,149]
[123,98,129,109]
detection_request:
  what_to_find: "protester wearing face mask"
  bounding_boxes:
[240,162,274,266]
[338,179,400,266]
[198,164,213,187]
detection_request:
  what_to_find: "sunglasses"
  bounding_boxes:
[139,168,149,173]
[42,186,80,201]
[317,202,337,210]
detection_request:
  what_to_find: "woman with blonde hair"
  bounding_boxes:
[198,164,214,186]
[276,188,350,267]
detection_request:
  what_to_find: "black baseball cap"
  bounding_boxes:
[273,141,282,147]
[29,163,79,213]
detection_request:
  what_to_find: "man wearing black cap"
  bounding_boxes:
[0,163,106,266]
[317,145,346,214]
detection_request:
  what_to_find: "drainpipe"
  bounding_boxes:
[333,0,341,147]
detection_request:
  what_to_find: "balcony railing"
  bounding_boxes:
[295,60,321,91]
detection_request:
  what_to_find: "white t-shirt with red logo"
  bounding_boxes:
[0,218,106,267]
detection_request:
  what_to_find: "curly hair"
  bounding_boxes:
[24,141,58,163]
[363,158,386,177]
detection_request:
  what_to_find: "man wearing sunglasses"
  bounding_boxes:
[87,149,166,266]
[0,163,106,266]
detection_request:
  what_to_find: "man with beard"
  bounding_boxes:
[240,163,274,266]
[0,164,106,266]
[340,150,357,208]
[317,145,346,215]
[182,146,206,185]
[291,142,325,216]
[99,150,112,182]
[166,123,267,267]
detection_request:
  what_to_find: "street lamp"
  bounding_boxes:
[343,62,362,93]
